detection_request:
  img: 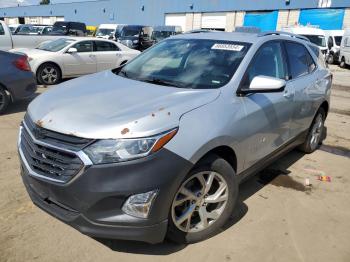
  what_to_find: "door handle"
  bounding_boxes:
[89,54,95,58]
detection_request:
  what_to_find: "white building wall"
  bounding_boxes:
[225,12,235,32]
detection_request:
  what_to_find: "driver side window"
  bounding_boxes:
[72,41,93,52]
[242,41,287,88]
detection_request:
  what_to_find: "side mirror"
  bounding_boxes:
[67,47,78,54]
[239,76,286,95]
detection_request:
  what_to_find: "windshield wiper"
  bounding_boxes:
[141,78,183,88]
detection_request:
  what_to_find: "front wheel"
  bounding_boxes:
[298,108,325,153]
[167,155,238,244]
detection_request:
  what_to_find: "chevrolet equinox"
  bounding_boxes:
[18,31,331,244]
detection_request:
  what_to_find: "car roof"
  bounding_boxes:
[171,31,313,46]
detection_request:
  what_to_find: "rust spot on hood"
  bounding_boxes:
[167,112,171,116]
[121,128,130,135]
[36,120,44,127]
[48,119,53,123]
[158,107,165,111]
[151,113,155,117]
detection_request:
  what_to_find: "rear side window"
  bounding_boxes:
[0,24,4,35]
[285,42,310,79]
[95,41,119,51]
[242,41,287,88]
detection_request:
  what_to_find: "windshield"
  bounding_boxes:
[96,28,115,36]
[36,38,75,52]
[117,39,250,89]
[52,22,68,34]
[302,35,326,47]
[121,28,140,37]
[334,36,342,46]
[152,31,174,41]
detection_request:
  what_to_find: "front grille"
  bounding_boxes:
[20,115,92,183]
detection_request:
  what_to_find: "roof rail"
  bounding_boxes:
[258,31,310,42]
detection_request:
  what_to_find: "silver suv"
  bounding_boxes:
[18,31,331,244]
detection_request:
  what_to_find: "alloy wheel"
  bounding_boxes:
[41,67,58,84]
[171,171,229,233]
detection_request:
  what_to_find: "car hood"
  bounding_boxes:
[10,48,52,57]
[27,70,220,139]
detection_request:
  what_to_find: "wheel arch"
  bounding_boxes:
[195,145,238,173]
[319,100,329,117]
[0,82,13,101]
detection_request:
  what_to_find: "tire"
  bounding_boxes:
[340,57,346,68]
[327,54,334,64]
[167,154,238,244]
[298,108,326,154]
[0,87,10,115]
[37,63,62,85]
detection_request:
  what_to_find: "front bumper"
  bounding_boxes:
[19,147,193,243]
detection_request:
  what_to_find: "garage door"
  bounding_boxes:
[42,17,51,25]
[299,9,345,30]
[243,11,278,32]
[201,13,226,30]
[165,14,186,32]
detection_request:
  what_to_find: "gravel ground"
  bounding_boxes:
[0,65,349,262]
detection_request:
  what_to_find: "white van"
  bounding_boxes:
[325,30,344,64]
[282,25,327,56]
[96,24,118,39]
[339,29,350,68]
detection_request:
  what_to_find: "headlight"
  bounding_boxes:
[132,39,139,44]
[84,128,177,164]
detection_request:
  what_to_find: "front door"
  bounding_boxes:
[62,40,96,76]
[240,41,295,168]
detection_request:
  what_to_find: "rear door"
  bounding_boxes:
[240,41,295,168]
[94,40,121,71]
[283,41,320,137]
[62,40,96,76]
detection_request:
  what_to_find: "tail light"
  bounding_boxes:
[13,56,31,71]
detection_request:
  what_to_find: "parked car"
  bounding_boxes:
[11,37,140,85]
[117,25,154,51]
[282,25,328,56]
[0,21,75,51]
[86,25,97,37]
[325,30,344,64]
[16,24,53,35]
[0,51,36,114]
[49,21,87,36]
[18,31,331,244]
[339,29,350,68]
[8,24,21,34]
[96,24,118,39]
[151,26,182,43]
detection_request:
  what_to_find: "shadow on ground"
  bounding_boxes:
[95,150,306,255]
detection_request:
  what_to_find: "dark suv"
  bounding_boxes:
[117,25,154,51]
[49,21,87,36]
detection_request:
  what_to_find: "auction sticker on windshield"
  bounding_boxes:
[211,43,244,51]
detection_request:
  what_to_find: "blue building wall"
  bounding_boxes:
[0,0,350,25]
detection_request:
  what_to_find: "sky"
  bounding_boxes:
[0,0,88,8]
